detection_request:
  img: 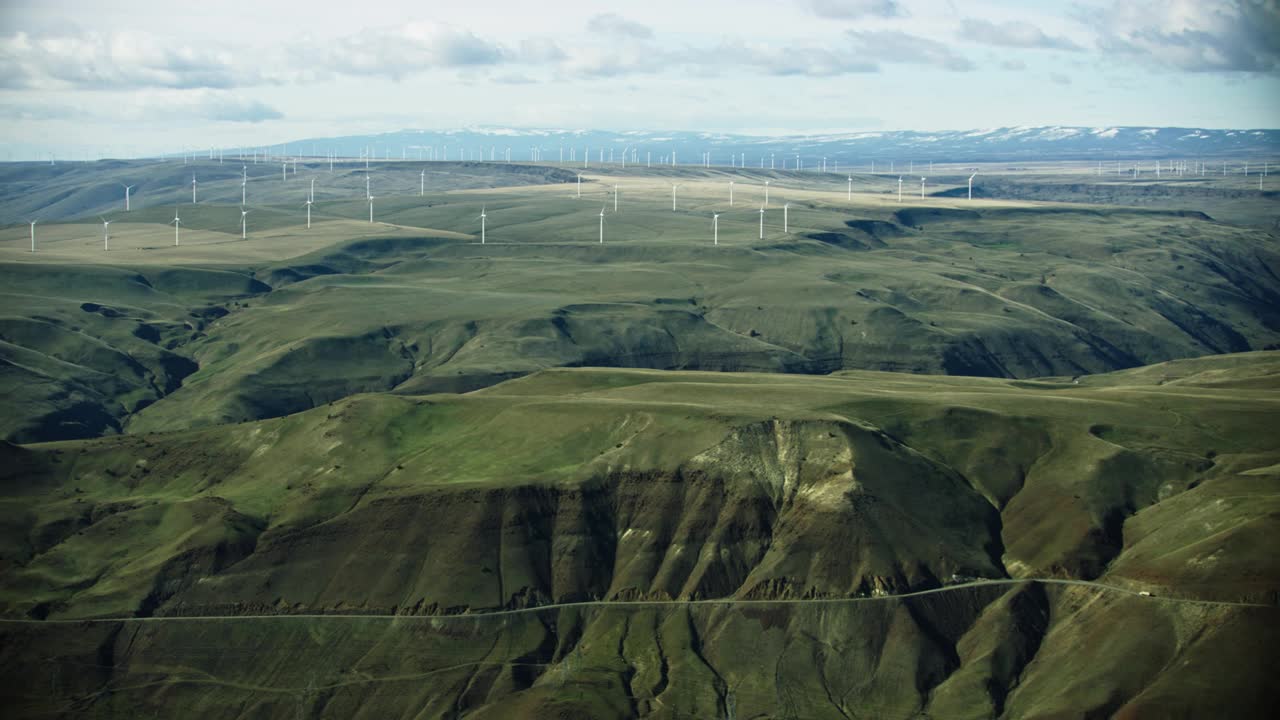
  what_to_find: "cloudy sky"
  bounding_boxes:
[1,0,1277,158]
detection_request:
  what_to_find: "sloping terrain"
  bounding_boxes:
[1,353,1277,718]
[3,167,1278,443]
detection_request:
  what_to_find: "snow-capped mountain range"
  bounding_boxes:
[272,126,1277,165]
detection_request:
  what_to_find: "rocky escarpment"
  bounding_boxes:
[109,418,1005,619]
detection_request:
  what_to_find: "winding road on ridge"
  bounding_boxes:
[1,577,1273,625]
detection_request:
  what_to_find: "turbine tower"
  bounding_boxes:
[920,177,926,198]
[99,217,111,250]
[847,176,852,201]
[672,183,681,211]
[28,220,35,253]
[577,174,582,199]
[783,203,789,233]
[191,175,198,204]
[968,172,978,200]
[764,180,771,206]
[122,184,134,211]
[303,198,313,229]
[479,205,487,244]
[368,196,375,224]
[420,169,425,197]
[713,212,720,246]
[599,205,605,244]
[171,209,182,246]
[758,204,765,240]
[240,208,249,239]
[897,176,903,203]
[729,180,735,207]
[614,184,619,212]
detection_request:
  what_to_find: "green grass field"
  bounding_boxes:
[2,161,1277,443]
[1,355,1278,718]
[1,159,1278,718]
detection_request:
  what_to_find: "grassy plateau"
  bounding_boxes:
[0,158,1277,718]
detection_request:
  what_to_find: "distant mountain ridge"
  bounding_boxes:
[266,126,1278,165]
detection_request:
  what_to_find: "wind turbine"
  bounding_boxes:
[764,180,771,206]
[968,172,977,200]
[368,195,375,223]
[240,208,249,239]
[783,203,789,233]
[28,220,35,253]
[577,174,582,198]
[599,205,606,244]
[897,176,903,203]
[241,180,247,205]
[847,176,852,201]
[729,180,735,207]
[282,162,288,182]
[420,169,425,197]
[171,208,182,246]
[479,205,486,244]
[310,178,316,203]
[920,177,927,198]
[758,204,765,240]
[122,184,134,211]
[303,198,313,229]
[99,217,111,250]
[365,173,371,200]
[191,174,198,203]
[713,212,720,246]
[614,184,619,212]
[672,183,681,211]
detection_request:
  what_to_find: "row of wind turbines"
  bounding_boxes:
[26,164,989,252]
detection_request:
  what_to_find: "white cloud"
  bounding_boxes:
[960,18,1082,51]
[806,0,907,19]
[586,13,655,39]
[845,30,974,71]
[1084,0,1280,72]
[0,30,248,90]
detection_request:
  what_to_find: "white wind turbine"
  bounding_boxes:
[920,177,927,198]
[282,162,287,182]
[897,176,903,203]
[671,183,681,211]
[240,208,249,239]
[599,205,606,244]
[303,197,313,229]
[171,208,182,246]
[191,174,198,203]
[764,180,771,206]
[713,212,720,246]
[783,202,790,233]
[847,176,852,201]
[729,180,735,207]
[99,217,111,250]
[614,184,619,212]
[758,204,765,240]
[365,173,371,200]
[968,172,978,200]
[310,178,316,203]
[241,179,247,206]
[420,169,425,197]
[577,174,582,198]
[368,195,375,224]
[28,220,35,253]
[122,183,135,211]
[479,205,486,244]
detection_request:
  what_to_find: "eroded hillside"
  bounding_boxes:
[2,354,1277,718]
